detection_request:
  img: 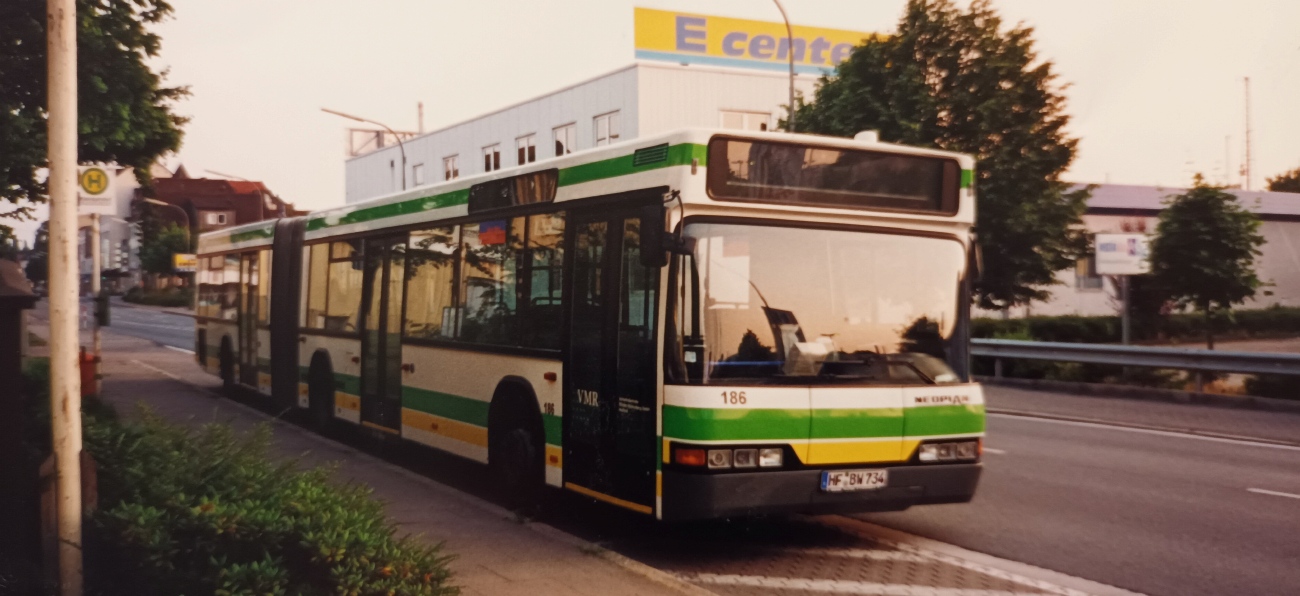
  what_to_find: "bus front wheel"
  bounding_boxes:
[490,412,544,511]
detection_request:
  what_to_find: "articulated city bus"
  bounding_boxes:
[194,128,985,520]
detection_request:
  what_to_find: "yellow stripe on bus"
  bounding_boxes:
[545,444,562,469]
[401,408,489,448]
[803,439,921,465]
[335,392,360,412]
[565,482,653,515]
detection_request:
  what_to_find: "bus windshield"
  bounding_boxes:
[667,222,966,386]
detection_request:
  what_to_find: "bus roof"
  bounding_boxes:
[199,128,975,251]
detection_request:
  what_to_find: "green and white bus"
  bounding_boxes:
[194,128,985,520]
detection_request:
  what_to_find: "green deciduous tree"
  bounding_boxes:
[0,0,188,219]
[1149,175,1264,349]
[788,0,1089,310]
[23,221,48,283]
[138,222,188,276]
[1266,167,1300,193]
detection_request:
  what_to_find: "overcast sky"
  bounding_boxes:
[12,0,1300,242]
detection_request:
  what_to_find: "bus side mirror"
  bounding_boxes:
[639,204,668,269]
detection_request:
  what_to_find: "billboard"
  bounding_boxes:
[77,165,116,215]
[1094,233,1150,275]
[634,7,873,75]
[173,253,198,273]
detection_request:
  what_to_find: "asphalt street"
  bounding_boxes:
[100,297,194,351]
[53,303,1300,596]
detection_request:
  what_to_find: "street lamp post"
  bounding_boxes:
[321,108,407,191]
[773,0,796,133]
[142,198,191,239]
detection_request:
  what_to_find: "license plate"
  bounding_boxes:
[820,469,888,492]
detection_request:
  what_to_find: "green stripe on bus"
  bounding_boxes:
[961,169,974,189]
[543,414,561,446]
[664,405,986,441]
[903,405,986,436]
[402,386,489,428]
[230,226,274,244]
[810,408,904,439]
[557,143,706,187]
[663,406,808,441]
[305,188,470,232]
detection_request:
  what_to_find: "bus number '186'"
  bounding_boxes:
[722,391,747,405]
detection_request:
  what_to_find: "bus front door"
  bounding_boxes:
[564,211,660,514]
[359,236,407,434]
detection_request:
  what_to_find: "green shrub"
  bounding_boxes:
[122,286,193,308]
[82,413,457,596]
[974,305,1300,345]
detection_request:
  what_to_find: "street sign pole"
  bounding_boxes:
[90,213,101,394]
[46,0,84,593]
[1121,275,1131,345]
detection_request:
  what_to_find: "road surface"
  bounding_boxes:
[48,303,1300,595]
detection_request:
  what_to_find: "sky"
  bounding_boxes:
[12,0,1300,242]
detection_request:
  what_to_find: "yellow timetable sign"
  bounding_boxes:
[634,7,873,74]
[173,253,198,273]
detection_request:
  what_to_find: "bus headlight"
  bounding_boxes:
[918,440,980,463]
[707,449,733,469]
[733,448,758,468]
[758,448,783,467]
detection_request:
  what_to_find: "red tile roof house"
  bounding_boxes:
[137,177,306,237]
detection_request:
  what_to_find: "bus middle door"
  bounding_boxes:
[358,236,407,435]
[564,209,660,515]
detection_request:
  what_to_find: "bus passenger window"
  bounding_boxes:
[459,218,525,346]
[325,241,363,333]
[406,226,460,339]
[256,248,271,325]
[526,213,564,349]
[221,254,240,320]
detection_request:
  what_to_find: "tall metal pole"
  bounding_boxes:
[773,0,796,132]
[46,0,84,592]
[90,213,101,395]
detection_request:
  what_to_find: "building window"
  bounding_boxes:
[554,123,576,156]
[1075,256,1103,290]
[594,111,620,147]
[205,212,228,226]
[444,155,459,180]
[413,163,425,186]
[720,110,771,132]
[517,134,537,165]
[483,144,501,172]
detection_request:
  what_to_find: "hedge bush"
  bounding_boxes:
[85,413,457,596]
[973,305,1300,345]
[16,359,457,595]
[122,286,193,308]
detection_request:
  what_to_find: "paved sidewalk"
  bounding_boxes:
[31,323,692,596]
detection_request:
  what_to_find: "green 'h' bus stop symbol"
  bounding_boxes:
[80,167,109,195]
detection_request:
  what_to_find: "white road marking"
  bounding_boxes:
[1247,487,1300,500]
[686,573,1040,595]
[989,413,1300,452]
[164,345,194,354]
[983,447,1007,455]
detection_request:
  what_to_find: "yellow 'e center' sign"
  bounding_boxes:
[634,7,873,74]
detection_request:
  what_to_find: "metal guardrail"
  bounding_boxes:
[970,338,1300,391]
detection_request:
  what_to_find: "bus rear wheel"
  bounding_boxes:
[308,360,335,432]
[490,416,544,511]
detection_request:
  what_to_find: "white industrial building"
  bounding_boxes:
[991,184,1300,318]
[344,62,817,204]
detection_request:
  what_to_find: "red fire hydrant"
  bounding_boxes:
[79,347,98,397]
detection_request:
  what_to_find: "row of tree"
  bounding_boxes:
[1,0,1292,314]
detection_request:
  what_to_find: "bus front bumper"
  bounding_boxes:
[661,463,981,521]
